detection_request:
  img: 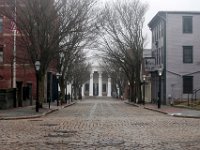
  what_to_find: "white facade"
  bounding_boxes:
[149,11,200,104]
[83,66,112,97]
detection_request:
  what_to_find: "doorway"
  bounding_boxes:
[16,81,23,107]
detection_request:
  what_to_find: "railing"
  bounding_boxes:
[191,88,200,102]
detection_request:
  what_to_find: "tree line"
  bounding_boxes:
[0,0,148,103]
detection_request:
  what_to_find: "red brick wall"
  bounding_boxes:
[0,10,37,100]
[0,1,58,102]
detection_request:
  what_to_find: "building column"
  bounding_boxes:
[89,73,93,96]
[107,77,111,97]
[98,72,102,96]
[82,84,85,97]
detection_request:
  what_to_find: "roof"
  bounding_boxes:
[148,11,200,29]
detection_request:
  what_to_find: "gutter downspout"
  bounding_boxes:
[163,12,167,105]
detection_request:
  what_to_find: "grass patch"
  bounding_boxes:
[174,101,200,110]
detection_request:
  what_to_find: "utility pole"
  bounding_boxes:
[13,0,17,88]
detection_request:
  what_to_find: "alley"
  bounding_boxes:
[1,98,200,150]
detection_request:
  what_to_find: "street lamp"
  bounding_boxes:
[157,66,163,109]
[128,81,130,101]
[142,75,146,105]
[56,73,62,106]
[35,60,40,112]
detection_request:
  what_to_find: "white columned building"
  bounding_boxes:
[98,72,102,96]
[107,77,111,97]
[82,66,112,97]
[82,84,85,97]
[89,72,94,96]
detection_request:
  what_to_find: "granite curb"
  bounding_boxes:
[144,107,200,119]
[170,113,200,119]
[143,107,168,115]
[62,102,76,108]
[124,101,140,107]
[0,102,76,120]
[125,101,200,119]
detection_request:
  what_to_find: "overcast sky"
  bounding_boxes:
[141,0,200,48]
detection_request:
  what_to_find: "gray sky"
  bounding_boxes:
[142,0,200,48]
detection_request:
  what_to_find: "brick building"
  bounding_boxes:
[0,1,58,108]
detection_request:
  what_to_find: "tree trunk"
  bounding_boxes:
[130,84,135,102]
[59,77,66,104]
[38,74,45,108]
[74,86,77,100]
[78,86,82,100]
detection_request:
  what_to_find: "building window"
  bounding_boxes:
[85,84,89,92]
[0,46,3,63]
[183,46,193,63]
[183,76,193,94]
[103,84,106,92]
[0,17,2,32]
[183,16,192,33]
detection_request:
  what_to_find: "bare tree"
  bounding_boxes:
[71,57,91,100]
[0,0,99,105]
[56,0,99,103]
[100,60,127,99]
[0,0,62,105]
[99,0,148,102]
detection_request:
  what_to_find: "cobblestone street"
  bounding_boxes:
[1,98,200,150]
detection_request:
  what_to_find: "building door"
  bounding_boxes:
[27,83,32,105]
[96,83,99,96]
[93,83,99,96]
[52,74,58,101]
[93,83,95,96]
[16,81,22,107]
[47,72,52,102]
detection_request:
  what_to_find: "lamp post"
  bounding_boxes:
[157,66,163,109]
[128,81,130,101]
[56,73,62,106]
[142,75,146,105]
[35,60,40,112]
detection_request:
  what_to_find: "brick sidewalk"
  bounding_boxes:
[0,101,76,120]
[125,101,200,118]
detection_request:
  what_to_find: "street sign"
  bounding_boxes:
[144,57,156,72]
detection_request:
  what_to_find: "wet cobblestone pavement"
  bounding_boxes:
[1,98,200,149]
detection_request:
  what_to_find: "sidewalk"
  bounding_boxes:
[125,101,200,119]
[0,101,76,120]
